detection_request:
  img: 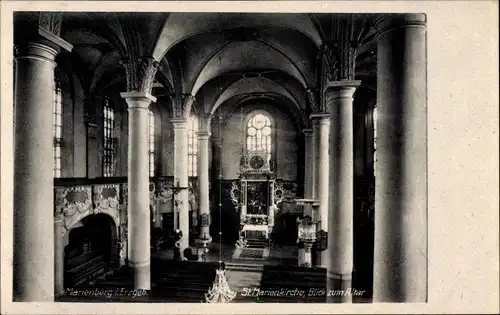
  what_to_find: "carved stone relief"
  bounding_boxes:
[38,12,63,36]
[173,94,195,118]
[120,57,160,94]
[156,178,174,204]
[229,181,241,210]
[274,180,297,206]
[54,186,93,230]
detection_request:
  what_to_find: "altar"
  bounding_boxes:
[230,149,277,245]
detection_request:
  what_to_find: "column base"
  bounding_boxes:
[326,272,353,303]
[128,262,151,290]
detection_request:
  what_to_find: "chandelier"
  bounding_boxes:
[204,97,237,303]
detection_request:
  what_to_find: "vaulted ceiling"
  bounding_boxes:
[54,12,379,120]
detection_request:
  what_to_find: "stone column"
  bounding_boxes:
[325,80,360,303]
[54,219,65,297]
[171,118,190,257]
[13,39,69,301]
[197,130,212,242]
[373,14,427,302]
[121,92,156,290]
[310,113,330,268]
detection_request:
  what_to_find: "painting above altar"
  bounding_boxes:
[246,181,268,215]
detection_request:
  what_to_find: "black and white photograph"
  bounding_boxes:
[1,1,498,314]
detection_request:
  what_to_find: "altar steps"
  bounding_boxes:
[245,237,269,249]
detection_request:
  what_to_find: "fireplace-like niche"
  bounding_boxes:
[232,149,278,245]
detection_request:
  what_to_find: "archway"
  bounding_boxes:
[64,213,118,288]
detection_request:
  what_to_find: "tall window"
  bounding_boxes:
[188,115,198,177]
[148,110,156,177]
[246,112,272,164]
[103,96,115,177]
[53,80,62,178]
[373,106,378,175]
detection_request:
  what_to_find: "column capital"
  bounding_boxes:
[120,57,161,95]
[320,14,363,82]
[14,12,73,55]
[303,128,314,136]
[310,112,330,121]
[170,117,188,129]
[325,80,361,100]
[196,131,211,139]
[14,42,59,67]
[375,13,427,37]
[120,91,157,109]
[305,88,321,112]
[173,94,196,118]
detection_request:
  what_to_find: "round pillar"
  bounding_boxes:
[326,80,360,303]
[171,118,190,257]
[311,113,330,268]
[13,42,58,301]
[121,91,156,290]
[197,131,212,242]
[373,13,427,302]
[54,219,65,297]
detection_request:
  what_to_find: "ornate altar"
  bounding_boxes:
[231,149,277,244]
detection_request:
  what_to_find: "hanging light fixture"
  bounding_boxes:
[204,96,237,303]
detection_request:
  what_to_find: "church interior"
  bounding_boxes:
[12,12,427,303]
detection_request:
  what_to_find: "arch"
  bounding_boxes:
[64,213,119,287]
[213,93,307,132]
[211,77,300,115]
[191,41,307,96]
[152,13,322,61]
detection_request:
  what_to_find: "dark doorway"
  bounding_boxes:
[64,213,118,288]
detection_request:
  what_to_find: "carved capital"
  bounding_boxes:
[174,94,195,118]
[306,88,321,112]
[120,57,160,94]
[38,12,62,36]
[321,14,360,82]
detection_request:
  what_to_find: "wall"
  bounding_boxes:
[219,103,299,180]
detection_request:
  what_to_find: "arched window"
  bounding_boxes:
[148,110,156,177]
[246,112,272,164]
[188,115,198,177]
[103,96,115,177]
[53,79,62,178]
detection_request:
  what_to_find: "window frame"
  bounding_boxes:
[53,79,63,178]
[244,110,275,168]
[102,96,116,177]
[188,115,198,178]
[148,110,157,177]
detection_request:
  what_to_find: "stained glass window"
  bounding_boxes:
[188,115,198,177]
[103,96,115,177]
[53,79,62,178]
[246,113,272,164]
